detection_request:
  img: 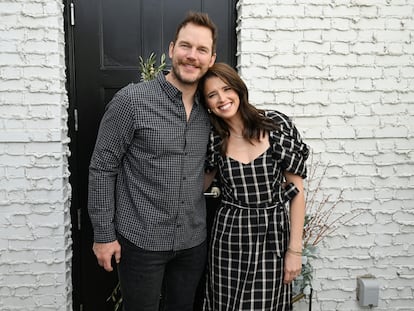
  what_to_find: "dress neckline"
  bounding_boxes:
[225,146,271,165]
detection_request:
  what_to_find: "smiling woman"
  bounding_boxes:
[203,74,273,165]
[199,63,310,311]
[204,76,241,117]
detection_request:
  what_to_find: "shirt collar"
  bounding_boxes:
[157,70,181,102]
[156,70,202,107]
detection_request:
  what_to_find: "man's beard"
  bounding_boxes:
[171,62,200,85]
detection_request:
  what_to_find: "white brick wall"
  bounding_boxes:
[0,0,72,310]
[1,0,413,310]
[237,0,414,310]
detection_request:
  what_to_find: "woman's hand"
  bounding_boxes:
[283,250,302,284]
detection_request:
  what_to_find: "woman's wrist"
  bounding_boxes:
[287,246,302,256]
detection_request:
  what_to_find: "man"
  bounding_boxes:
[87,12,217,311]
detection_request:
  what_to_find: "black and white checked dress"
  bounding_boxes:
[203,111,309,311]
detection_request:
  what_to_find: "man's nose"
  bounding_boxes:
[186,47,197,59]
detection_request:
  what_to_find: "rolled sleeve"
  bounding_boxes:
[268,111,309,178]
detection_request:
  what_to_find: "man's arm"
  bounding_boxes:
[87,87,135,269]
[204,168,217,191]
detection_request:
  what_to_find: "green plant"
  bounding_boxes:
[139,52,166,81]
[107,282,123,311]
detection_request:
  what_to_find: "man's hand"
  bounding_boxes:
[92,240,121,272]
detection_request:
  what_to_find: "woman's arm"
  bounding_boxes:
[283,171,306,284]
[285,172,305,251]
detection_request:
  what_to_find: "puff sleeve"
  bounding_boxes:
[205,130,221,173]
[267,110,309,178]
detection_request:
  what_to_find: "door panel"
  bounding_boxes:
[66,0,236,310]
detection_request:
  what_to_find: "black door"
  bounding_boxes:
[64,1,236,310]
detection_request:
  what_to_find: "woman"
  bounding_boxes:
[200,63,309,311]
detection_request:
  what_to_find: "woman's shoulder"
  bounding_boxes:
[264,110,293,128]
[266,110,310,169]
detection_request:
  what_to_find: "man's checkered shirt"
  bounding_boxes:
[88,72,211,251]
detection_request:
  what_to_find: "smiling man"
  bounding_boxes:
[87,12,217,311]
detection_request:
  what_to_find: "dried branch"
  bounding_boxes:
[293,152,362,301]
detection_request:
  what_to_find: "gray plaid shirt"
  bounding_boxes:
[88,72,210,251]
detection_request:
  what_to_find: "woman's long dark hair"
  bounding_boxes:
[199,62,278,154]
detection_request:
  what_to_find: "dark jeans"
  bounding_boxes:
[117,235,207,311]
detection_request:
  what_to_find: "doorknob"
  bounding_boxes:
[204,186,221,198]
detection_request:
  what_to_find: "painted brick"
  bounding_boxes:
[22,3,45,17]
[0,2,22,15]
[0,0,71,309]
[238,4,414,310]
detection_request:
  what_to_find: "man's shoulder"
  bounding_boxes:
[123,79,160,93]
[112,79,163,103]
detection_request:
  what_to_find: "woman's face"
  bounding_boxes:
[203,76,240,120]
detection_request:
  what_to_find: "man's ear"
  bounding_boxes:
[209,53,217,67]
[168,41,174,58]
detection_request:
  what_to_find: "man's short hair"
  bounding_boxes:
[173,11,218,55]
